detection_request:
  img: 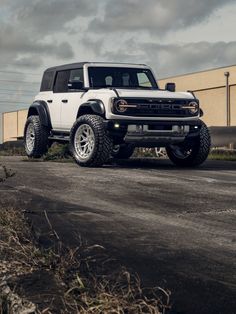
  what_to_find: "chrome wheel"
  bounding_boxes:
[26,123,35,152]
[74,124,95,160]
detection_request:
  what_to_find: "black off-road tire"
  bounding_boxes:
[70,115,113,167]
[166,121,211,167]
[24,115,49,158]
[112,144,135,159]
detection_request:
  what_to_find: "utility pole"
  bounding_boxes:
[224,71,230,126]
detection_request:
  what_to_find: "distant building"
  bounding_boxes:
[0,109,27,144]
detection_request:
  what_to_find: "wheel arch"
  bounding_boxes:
[76,99,105,119]
[27,101,52,129]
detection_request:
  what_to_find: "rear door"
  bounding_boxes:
[52,70,70,131]
[37,71,61,129]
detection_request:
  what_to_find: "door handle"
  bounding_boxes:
[62,99,68,103]
[47,100,53,103]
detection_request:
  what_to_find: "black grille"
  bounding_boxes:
[117,98,197,117]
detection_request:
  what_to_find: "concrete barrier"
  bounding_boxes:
[210,126,236,148]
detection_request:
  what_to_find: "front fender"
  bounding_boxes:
[27,101,52,128]
[77,99,105,117]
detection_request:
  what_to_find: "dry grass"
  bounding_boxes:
[0,207,171,314]
[0,165,15,183]
[0,163,170,313]
[209,149,236,161]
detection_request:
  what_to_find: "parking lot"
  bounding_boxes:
[0,156,236,314]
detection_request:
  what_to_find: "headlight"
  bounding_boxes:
[182,101,199,114]
[114,99,128,113]
[188,101,199,114]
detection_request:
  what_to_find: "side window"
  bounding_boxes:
[69,69,84,84]
[54,70,70,93]
[40,71,54,91]
[137,72,152,87]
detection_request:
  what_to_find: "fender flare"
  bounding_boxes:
[77,99,105,118]
[27,101,52,129]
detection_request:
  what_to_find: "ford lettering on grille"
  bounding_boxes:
[138,103,182,110]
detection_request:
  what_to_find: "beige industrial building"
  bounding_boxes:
[0,109,28,144]
[0,64,236,144]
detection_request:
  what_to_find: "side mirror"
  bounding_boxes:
[165,82,176,92]
[68,81,84,90]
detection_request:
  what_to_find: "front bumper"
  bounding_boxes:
[105,119,202,147]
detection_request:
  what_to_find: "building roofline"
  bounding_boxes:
[159,63,236,80]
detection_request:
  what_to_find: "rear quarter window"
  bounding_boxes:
[40,71,54,91]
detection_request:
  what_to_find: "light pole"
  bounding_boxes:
[224,71,230,126]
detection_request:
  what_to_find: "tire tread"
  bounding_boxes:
[24,115,49,158]
[70,115,112,167]
[166,121,211,167]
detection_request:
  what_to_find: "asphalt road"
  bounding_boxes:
[0,156,236,314]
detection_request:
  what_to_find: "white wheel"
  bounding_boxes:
[26,122,35,153]
[74,124,95,161]
[70,115,113,167]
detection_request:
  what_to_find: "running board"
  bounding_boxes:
[48,135,70,142]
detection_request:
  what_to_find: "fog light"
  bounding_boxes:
[114,123,120,128]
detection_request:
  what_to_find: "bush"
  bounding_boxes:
[43,143,72,161]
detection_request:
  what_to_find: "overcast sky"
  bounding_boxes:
[0,0,236,112]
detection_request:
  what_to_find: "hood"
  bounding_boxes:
[115,89,194,99]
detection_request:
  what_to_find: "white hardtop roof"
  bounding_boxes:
[84,62,150,68]
[46,62,151,73]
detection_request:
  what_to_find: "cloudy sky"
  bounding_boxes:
[0,0,236,112]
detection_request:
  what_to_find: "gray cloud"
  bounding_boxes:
[144,41,236,77]
[0,0,100,71]
[10,0,98,35]
[90,40,236,77]
[0,24,74,69]
[88,0,235,35]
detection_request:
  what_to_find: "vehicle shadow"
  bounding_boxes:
[109,157,236,171]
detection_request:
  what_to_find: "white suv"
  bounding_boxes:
[24,62,211,167]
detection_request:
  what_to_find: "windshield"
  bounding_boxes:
[88,67,158,89]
